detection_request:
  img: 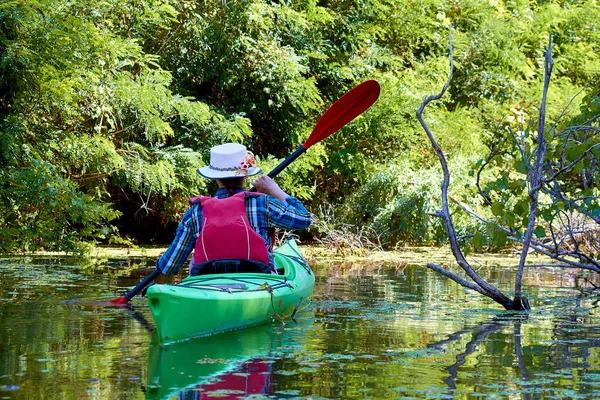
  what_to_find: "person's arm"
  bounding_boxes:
[252,175,290,200]
[267,195,312,230]
[253,175,311,230]
[155,207,199,275]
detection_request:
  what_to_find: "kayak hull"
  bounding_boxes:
[147,239,314,344]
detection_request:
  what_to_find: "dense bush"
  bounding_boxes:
[337,157,487,248]
[1,0,598,252]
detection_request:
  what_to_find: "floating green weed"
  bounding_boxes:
[273,370,297,376]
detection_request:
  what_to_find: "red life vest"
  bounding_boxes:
[191,192,270,267]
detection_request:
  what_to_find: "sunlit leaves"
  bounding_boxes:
[1,0,599,251]
[0,0,238,250]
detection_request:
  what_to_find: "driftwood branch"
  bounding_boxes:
[514,35,555,301]
[416,29,521,310]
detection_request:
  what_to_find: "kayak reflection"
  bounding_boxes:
[145,314,314,400]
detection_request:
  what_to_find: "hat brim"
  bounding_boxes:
[197,166,262,180]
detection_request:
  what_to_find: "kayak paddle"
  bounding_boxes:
[109,79,380,304]
[109,269,161,304]
[253,79,381,182]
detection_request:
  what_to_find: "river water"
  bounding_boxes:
[0,249,599,399]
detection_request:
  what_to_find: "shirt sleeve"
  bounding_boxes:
[266,196,311,230]
[155,207,199,275]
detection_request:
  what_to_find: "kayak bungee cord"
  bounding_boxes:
[174,276,293,293]
[279,252,312,275]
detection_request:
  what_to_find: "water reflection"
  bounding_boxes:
[0,257,155,399]
[423,307,600,399]
[428,314,534,398]
[307,260,600,398]
[1,253,600,399]
[145,320,312,399]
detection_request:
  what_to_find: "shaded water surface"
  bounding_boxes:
[1,251,599,399]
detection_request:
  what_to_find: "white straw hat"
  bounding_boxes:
[197,143,262,180]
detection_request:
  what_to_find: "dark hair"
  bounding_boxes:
[219,177,245,196]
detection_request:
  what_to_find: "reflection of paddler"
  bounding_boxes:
[145,315,313,400]
[190,358,272,399]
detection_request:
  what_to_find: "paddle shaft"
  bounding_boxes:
[121,270,161,302]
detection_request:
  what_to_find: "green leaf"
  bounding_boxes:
[487,225,508,248]
[513,159,528,174]
[491,201,504,216]
[473,231,483,251]
[501,211,516,226]
[565,143,587,161]
[497,176,508,190]
[541,210,554,222]
[509,179,526,190]
[534,226,546,239]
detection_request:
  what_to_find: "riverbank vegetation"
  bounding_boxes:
[1,1,599,263]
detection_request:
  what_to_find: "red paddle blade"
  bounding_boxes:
[109,296,128,305]
[304,80,380,149]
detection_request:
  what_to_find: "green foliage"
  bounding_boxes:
[570,84,600,126]
[331,158,482,247]
[161,1,324,154]
[0,0,248,251]
[0,160,119,253]
[1,0,599,250]
[471,87,600,250]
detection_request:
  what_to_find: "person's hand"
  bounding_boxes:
[253,175,289,201]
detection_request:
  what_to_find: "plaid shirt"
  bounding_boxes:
[156,187,311,275]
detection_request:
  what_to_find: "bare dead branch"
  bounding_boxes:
[416,29,517,309]
[426,263,489,295]
[514,35,555,302]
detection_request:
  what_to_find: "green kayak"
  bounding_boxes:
[146,239,314,345]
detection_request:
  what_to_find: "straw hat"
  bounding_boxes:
[197,143,262,180]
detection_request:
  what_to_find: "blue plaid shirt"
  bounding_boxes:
[156,187,311,275]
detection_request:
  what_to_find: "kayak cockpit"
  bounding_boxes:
[190,258,271,276]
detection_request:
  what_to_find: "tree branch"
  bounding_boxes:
[514,34,554,301]
[416,28,516,309]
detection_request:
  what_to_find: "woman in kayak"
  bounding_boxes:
[155,143,311,276]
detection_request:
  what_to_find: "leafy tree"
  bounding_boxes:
[0,0,249,251]
[1,0,599,253]
[0,159,119,252]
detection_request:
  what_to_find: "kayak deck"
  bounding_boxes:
[147,239,314,344]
